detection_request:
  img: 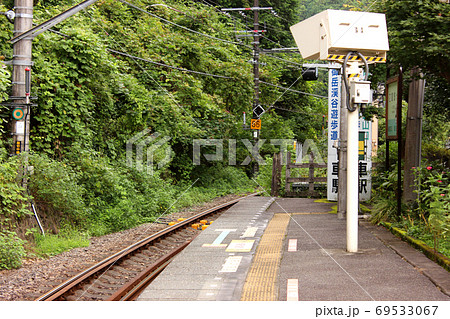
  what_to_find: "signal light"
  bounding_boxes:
[302,67,319,81]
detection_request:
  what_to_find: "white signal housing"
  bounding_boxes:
[290,10,389,61]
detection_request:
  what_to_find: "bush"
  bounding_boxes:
[28,152,88,224]
[422,144,450,168]
[33,229,89,257]
[0,150,31,229]
[370,168,400,223]
[0,231,26,269]
[413,164,449,252]
[195,165,255,196]
[65,147,178,235]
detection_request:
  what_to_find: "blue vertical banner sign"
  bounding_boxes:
[358,116,372,201]
[327,69,341,201]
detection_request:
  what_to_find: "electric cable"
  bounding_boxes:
[260,81,327,99]
[260,53,303,67]
[342,51,368,112]
[272,105,326,118]
[198,0,296,53]
[108,49,233,79]
[116,0,251,49]
[83,7,201,126]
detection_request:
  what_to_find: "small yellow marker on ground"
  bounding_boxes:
[168,222,177,226]
[200,220,208,225]
[202,225,209,230]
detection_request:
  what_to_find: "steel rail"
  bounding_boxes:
[36,193,259,301]
[107,240,194,301]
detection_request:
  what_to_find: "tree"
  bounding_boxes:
[375,0,450,84]
[373,0,449,204]
[297,0,373,20]
[202,0,301,47]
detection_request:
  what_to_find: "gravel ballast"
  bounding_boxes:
[0,194,246,301]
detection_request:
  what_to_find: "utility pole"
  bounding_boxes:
[222,2,271,177]
[252,0,261,176]
[7,0,102,183]
[338,72,347,220]
[11,0,33,187]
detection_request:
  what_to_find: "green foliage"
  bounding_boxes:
[423,76,450,123]
[194,164,255,195]
[208,0,301,47]
[254,154,286,197]
[375,0,450,84]
[0,0,356,263]
[33,229,90,257]
[422,144,450,167]
[28,152,88,223]
[0,151,32,229]
[0,230,26,270]
[0,144,30,269]
[412,164,449,250]
[255,155,274,194]
[0,65,10,134]
[370,168,401,223]
[297,0,373,19]
[371,161,449,257]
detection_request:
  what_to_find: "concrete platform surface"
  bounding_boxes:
[138,197,450,301]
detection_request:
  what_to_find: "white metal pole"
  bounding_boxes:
[346,105,359,252]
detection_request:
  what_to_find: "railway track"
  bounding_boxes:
[36,194,257,301]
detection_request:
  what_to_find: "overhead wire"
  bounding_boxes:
[30,20,232,80]
[193,0,294,50]
[82,6,201,125]
[117,0,306,77]
[260,81,327,99]
[271,105,326,118]
[192,0,326,119]
[116,0,251,48]
[108,49,233,79]
[260,53,303,67]
[192,0,305,69]
[108,1,321,120]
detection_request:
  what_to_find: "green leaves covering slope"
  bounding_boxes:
[0,0,326,264]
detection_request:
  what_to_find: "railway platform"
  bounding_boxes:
[137,196,450,301]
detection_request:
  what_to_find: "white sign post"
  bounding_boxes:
[291,9,389,253]
[327,69,341,201]
[327,71,373,202]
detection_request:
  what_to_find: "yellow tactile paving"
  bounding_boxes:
[291,212,330,215]
[241,213,290,301]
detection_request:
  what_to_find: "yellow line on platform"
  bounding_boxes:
[241,214,290,301]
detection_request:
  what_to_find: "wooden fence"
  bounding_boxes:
[271,151,327,198]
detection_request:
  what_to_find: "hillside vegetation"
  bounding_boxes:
[0,0,326,267]
[1,0,448,268]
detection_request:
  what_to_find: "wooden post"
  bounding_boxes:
[403,68,424,203]
[271,153,282,197]
[276,153,282,196]
[285,151,291,194]
[397,69,403,215]
[308,153,314,193]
